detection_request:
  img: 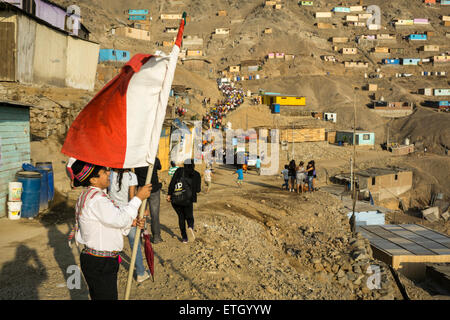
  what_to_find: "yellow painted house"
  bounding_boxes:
[262,93,306,106]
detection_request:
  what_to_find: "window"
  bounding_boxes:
[395,174,398,181]
[372,177,376,185]
[363,134,370,140]
[112,50,116,56]
[123,52,127,58]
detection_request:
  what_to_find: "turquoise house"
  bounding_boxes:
[99,49,131,63]
[408,34,427,41]
[0,101,32,217]
[336,130,375,146]
[402,58,421,65]
[333,7,351,13]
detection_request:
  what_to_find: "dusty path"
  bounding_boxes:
[0,165,439,300]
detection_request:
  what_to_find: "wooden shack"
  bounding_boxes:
[0,101,32,218]
[280,128,325,143]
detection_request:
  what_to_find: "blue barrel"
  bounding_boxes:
[36,162,54,201]
[237,76,240,81]
[272,103,280,113]
[34,168,49,211]
[16,171,41,218]
[338,141,343,146]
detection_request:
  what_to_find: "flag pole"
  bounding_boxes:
[124,164,153,300]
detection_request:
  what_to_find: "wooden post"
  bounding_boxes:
[124,164,153,300]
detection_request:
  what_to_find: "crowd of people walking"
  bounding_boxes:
[202,81,245,130]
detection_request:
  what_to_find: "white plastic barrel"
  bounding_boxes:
[8,201,22,220]
[8,182,23,201]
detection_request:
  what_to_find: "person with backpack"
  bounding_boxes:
[167,159,201,243]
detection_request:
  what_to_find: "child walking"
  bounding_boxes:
[234,164,244,188]
[204,165,213,193]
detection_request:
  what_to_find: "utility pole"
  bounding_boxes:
[350,157,353,191]
[292,122,295,159]
[350,88,358,236]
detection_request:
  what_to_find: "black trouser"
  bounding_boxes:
[80,253,119,300]
[149,189,161,239]
[171,202,194,240]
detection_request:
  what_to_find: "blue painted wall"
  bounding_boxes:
[357,132,375,146]
[383,59,400,65]
[0,103,31,217]
[409,34,427,40]
[99,49,131,63]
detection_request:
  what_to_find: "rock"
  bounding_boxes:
[353,275,365,286]
[442,211,449,222]
[422,207,440,222]
[337,269,345,278]
[353,265,362,274]
[346,272,357,281]
[226,204,231,208]
[261,200,265,204]
[331,264,340,274]
[313,263,324,272]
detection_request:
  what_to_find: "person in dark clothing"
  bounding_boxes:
[167,160,201,243]
[306,160,315,192]
[288,160,297,192]
[134,157,163,244]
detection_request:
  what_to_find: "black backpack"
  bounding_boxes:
[171,169,193,206]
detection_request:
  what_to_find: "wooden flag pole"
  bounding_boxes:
[124,164,153,300]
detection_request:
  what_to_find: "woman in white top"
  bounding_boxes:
[68,160,151,300]
[296,161,306,194]
[109,169,150,283]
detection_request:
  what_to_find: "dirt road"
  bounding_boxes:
[1,163,442,300]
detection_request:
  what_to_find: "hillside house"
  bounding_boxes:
[317,23,334,29]
[160,14,182,20]
[300,1,314,6]
[315,12,332,18]
[324,113,337,123]
[434,89,450,96]
[333,7,351,13]
[0,101,32,218]
[264,28,273,34]
[414,18,429,25]
[390,144,415,156]
[280,128,325,143]
[395,19,414,26]
[442,0,450,5]
[240,60,261,72]
[344,61,368,68]
[336,130,375,146]
[99,49,130,63]
[346,15,359,22]
[165,26,178,33]
[442,16,450,21]
[367,84,378,91]
[342,48,358,54]
[434,55,450,63]
[402,58,421,65]
[419,88,433,96]
[217,10,227,16]
[215,28,230,35]
[350,6,364,12]
[285,54,295,61]
[408,34,427,41]
[424,0,436,3]
[383,59,401,65]
[377,34,396,40]
[422,45,439,52]
[333,167,413,202]
[374,47,390,53]
[261,93,306,107]
[267,53,275,59]
[114,26,151,41]
[276,52,285,59]
[332,37,348,43]
[358,13,372,20]
[186,50,202,57]
[3,0,90,39]
[0,2,99,90]
[374,101,413,110]
[228,66,240,73]
[132,21,151,31]
[322,55,337,62]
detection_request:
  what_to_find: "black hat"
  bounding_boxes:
[69,160,103,187]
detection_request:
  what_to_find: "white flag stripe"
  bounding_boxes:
[124,45,180,168]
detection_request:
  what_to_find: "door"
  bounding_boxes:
[0,22,16,81]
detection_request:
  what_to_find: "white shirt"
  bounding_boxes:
[75,187,142,252]
[204,169,212,182]
[108,171,138,207]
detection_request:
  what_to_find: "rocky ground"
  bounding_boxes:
[0,162,444,300]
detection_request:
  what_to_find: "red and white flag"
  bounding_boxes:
[62,18,185,168]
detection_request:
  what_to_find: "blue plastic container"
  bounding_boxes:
[272,103,280,113]
[16,171,41,218]
[34,168,49,211]
[36,162,54,201]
